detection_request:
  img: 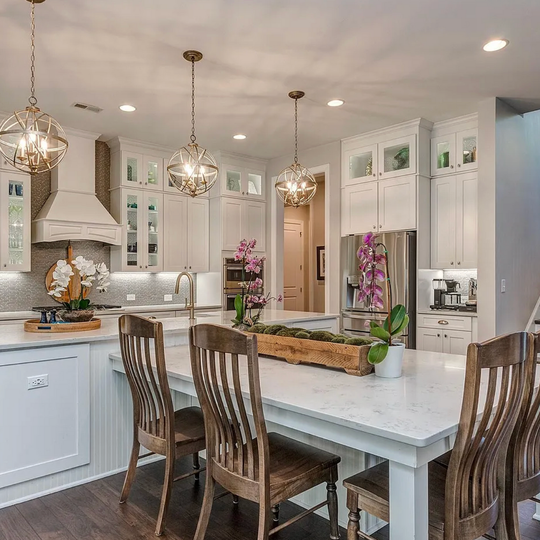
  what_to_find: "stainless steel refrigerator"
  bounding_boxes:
[341,231,416,348]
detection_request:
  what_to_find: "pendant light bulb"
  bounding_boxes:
[275,91,317,208]
[167,50,218,197]
[0,0,68,175]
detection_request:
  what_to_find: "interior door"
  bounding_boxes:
[283,220,304,311]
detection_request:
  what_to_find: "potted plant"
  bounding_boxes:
[48,256,110,323]
[357,232,409,377]
[231,239,282,329]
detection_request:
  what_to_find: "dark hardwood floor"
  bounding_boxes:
[1,457,539,540]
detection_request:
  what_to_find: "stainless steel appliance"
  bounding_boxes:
[432,279,446,307]
[223,257,264,310]
[341,232,416,348]
[467,278,477,305]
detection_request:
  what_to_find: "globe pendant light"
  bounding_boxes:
[275,91,317,208]
[0,0,68,175]
[167,51,218,197]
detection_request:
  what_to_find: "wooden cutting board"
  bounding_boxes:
[45,244,90,304]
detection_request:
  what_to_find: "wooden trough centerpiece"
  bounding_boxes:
[244,325,374,377]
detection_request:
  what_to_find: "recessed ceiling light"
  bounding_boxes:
[327,99,344,107]
[233,134,247,140]
[119,104,136,112]
[483,39,509,52]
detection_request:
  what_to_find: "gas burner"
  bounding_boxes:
[32,304,122,312]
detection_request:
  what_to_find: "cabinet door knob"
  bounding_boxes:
[450,261,454,265]
[145,182,148,185]
[189,266,192,270]
[437,334,440,338]
[3,264,6,268]
[373,225,376,229]
[373,174,376,177]
[457,164,461,167]
[379,225,383,228]
[457,261,461,265]
[379,172,382,176]
[139,181,142,184]
[450,165,454,169]
[139,265,142,269]
[444,334,448,338]
[145,265,148,269]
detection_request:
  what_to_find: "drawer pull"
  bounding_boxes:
[438,320,449,325]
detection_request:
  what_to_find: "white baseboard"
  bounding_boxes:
[0,454,164,510]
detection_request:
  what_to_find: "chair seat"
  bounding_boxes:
[173,407,205,446]
[343,460,447,538]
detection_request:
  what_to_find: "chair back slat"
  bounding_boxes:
[446,332,532,538]
[119,315,174,441]
[513,333,540,491]
[190,324,267,483]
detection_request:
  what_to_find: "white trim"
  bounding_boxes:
[341,118,433,143]
[284,218,305,311]
[0,454,164,510]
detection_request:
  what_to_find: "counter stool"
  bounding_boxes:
[118,314,206,536]
[189,323,341,540]
[504,331,540,539]
[343,331,533,540]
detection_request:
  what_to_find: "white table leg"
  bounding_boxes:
[534,495,540,522]
[389,460,429,540]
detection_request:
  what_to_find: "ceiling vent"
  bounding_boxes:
[72,102,103,114]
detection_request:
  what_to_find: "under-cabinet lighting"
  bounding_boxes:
[327,99,344,107]
[119,104,137,112]
[483,39,509,52]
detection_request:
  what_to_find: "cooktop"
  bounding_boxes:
[32,304,122,312]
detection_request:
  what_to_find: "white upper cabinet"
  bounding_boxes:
[142,155,164,190]
[220,197,266,252]
[0,171,31,272]
[431,173,477,269]
[163,194,209,273]
[378,175,417,232]
[343,144,378,185]
[220,163,265,200]
[245,200,266,251]
[431,116,478,176]
[341,183,378,236]
[378,134,417,180]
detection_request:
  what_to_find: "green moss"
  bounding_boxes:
[344,337,374,346]
[246,323,267,334]
[295,331,311,340]
[309,331,336,342]
[263,324,287,335]
[331,336,347,344]
[276,329,298,338]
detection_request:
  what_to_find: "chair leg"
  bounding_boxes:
[257,501,271,540]
[155,451,175,536]
[327,470,340,540]
[271,503,280,523]
[193,452,201,481]
[233,495,239,504]
[346,490,360,540]
[120,436,140,503]
[194,472,216,540]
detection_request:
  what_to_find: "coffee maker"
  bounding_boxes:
[432,279,446,307]
[444,280,462,307]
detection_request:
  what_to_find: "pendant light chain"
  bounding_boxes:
[294,96,298,164]
[190,58,196,144]
[29,0,37,107]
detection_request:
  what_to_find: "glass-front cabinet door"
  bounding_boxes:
[343,144,377,185]
[145,193,163,272]
[245,168,265,199]
[378,134,416,180]
[124,190,143,270]
[143,155,163,190]
[122,152,143,187]
[456,129,478,172]
[0,171,31,272]
[222,165,243,197]
[431,134,456,176]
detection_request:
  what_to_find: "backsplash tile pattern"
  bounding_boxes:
[0,142,196,312]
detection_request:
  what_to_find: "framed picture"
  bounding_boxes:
[316,246,325,281]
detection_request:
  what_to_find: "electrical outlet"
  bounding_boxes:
[164,294,173,302]
[27,374,48,390]
[127,294,136,301]
[501,279,506,293]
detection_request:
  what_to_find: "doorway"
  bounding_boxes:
[283,174,326,312]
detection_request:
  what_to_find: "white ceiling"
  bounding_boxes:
[0,0,539,160]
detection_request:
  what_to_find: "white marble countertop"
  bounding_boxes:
[0,310,338,351]
[110,345,469,447]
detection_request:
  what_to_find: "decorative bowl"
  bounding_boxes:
[58,309,95,323]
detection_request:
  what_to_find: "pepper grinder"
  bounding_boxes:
[40,310,48,323]
[49,310,58,323]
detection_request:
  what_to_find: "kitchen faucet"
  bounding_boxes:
[175,272,195,323]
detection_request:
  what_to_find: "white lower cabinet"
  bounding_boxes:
[163,195,209,273]
[220,197,266,251]
[341,175,416,236]
[417,314,474,355]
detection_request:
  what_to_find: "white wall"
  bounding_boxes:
[478,98,540,338]
[267,141,341,314]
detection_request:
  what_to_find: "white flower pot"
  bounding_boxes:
[374,343,405,378]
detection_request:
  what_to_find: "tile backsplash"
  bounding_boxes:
[0,142,197,312]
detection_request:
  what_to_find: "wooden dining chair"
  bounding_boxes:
[504,331,540,539]
[189,323,341,540]
[343,331,534,540]
[118,314,206,536]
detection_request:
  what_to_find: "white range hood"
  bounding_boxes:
[32,129,122,245]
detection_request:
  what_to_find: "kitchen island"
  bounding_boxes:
[0,310,339,514]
